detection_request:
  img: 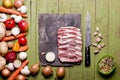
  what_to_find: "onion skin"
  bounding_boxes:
[56,67,65,78]
[30,63,40,75]
[42,66,53,77]
[14,0,24,8]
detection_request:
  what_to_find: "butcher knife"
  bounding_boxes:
[85,11,91,67]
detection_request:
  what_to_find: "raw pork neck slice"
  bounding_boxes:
[57,26,82,62]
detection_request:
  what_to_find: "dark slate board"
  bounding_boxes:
[38,14,81,66]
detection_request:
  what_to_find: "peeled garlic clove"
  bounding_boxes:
[101,43,105,48]
[30,63,40,75]
[94,50,99,54]
[98,33,103,39]
[96,37,102,43]
[92,43,97,47]
[96,27,99,32]
[94,32,98,36]
[97,45,102,50]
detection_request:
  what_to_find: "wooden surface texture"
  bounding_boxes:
[0,0,120,80]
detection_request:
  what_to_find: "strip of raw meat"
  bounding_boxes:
[58,52,82,62]
[58,26,81,32]
[58,38,82,45]
[58,30,81,36]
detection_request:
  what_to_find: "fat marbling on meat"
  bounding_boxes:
[57,26,82,62]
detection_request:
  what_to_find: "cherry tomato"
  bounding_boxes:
[18,37,27,45]
[5,19,15,29]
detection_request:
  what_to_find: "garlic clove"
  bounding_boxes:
[96,37,102,43]
[94,31,98,36]
[92,43,97,47]
[98,33,103,39]
[97,44,102,50]
[101,43,105,48]
[96,27,99,32]
[94,50,99,54]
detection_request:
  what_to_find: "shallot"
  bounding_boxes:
[96,27,99,32]
[1,68,10,77]
[30,63,40,75]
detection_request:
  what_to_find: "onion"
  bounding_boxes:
[1,68,10,77]
[56,67,65,78]
[14,0,24,8]
[30,63,40,75]
[42,66,53,77]
[16,74,26,80]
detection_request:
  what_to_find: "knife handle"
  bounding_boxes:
[85,46,90,66]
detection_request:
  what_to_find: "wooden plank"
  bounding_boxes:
[69,0,83,80]
[58,0,71,80]
[31,0,47,80]
[59,0,70,14]
[36,0,59,80]
[109,0,120,80]
[36,0,47,80]
[37,0,46,13]
[45,1,59,80]
[0,1,2,5]
[82,0,95,80]
[27,0,37,80]
[46,0,58,13]
[95,0,109,80]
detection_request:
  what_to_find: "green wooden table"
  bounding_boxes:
[0,0,120,80]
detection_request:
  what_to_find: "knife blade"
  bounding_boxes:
[85,11,91,66]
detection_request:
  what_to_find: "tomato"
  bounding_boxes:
[18,37,27,45]
[5,19,15,29]
[18,20,29,32]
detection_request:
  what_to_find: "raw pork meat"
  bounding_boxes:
[57,26,82,62]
